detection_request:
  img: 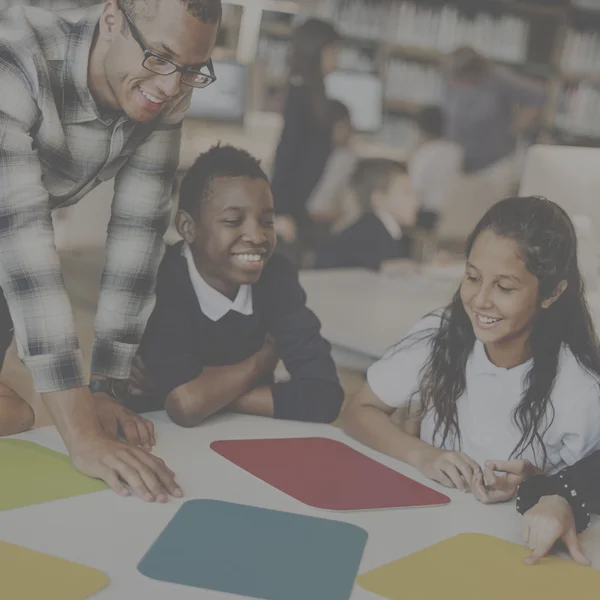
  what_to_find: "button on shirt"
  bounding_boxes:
[367,313,600,473]
[0,5,190,391]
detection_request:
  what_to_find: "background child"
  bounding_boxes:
[314,158,419,271]
[134,145,343,427]
[306,99,359,231]
[340,196,600,500]
[409,105,463,231]
[0,291,34,436]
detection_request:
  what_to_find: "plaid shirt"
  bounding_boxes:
[0,4,191,392]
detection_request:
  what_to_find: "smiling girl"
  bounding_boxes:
[341,196,600,500]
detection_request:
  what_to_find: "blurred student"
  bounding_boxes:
[314,158,419,271]
[306,99,359,231]
[409,106,462,231]
[270,18,342,265]
[443,46,546,198]
[341,196,600,501]
[134,145,343,427]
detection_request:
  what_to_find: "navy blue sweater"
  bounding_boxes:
[315,213,413,270]
[139,244,343,423]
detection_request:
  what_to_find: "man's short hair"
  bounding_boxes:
[179,144,269,215]
[121,0,222,24]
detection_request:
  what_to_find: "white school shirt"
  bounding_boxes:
[182,244,253,322]
[408,140,463,213]
[367,313,600,473]
[374,210,403,241]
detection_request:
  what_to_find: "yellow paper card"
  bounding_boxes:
[357,533,600,600]
[0,541,109,600]
[0,439,107,511]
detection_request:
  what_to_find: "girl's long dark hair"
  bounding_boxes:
[415,196,600,467]
[288,18,341,126]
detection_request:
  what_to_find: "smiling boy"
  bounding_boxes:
[136,145,344,426]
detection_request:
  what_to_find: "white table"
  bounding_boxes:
[299,268,463,371]
[3,413,599,599]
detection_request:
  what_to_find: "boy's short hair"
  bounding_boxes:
[328,99,351,125]
[179,144,269,215]
[351,158,407,212]
[416,106,445,138]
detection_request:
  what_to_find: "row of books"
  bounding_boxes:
[557,83,600,137]
[562,29,600,78]
[313,0,529,64]
[385,60,443,106]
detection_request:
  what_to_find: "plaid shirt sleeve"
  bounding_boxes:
[0,51,86,392]
[90,92,191,380]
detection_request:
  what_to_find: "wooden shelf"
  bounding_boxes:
[263,76,287,88]
[384,99,423,114]
[561,70,600,86]
[260,20,293,39]
[387,44,443,63]
[450,0,567,18]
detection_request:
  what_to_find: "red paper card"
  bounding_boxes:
[211,437,450,511]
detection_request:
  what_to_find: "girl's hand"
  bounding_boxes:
[471,459,540,504]
[417,446,481,491]
[522,495,590,566]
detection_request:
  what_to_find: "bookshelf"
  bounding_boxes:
[241,0,600,150]
[22,0,600,149]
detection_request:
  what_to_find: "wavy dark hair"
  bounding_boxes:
[412,196,600,467]
[288,18,341,126]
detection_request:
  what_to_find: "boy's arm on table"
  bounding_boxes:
[166,336,277,427]
[261,256,344,424]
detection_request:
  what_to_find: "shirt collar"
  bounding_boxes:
[470,340,532,394]
[62,5,117,125]
[374,210,403,241]
[182,244,253,322]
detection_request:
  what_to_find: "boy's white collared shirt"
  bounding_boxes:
[374,210,403,241]
[182,244,253,322]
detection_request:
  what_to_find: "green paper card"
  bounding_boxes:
[0,439,108,510]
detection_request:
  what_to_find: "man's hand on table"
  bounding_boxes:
[41,386,183,503]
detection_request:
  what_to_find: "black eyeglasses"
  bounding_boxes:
[120,8,216,89]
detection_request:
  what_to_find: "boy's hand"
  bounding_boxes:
[93,392,155,451]
[471,459,540,504]
[257,333,279,377]
[523,496,590,566]
[129,355,158,397]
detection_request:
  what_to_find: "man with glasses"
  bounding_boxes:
[0,0,220,501]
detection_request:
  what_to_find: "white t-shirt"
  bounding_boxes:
[408,140,463,213]
[367,313,600,473]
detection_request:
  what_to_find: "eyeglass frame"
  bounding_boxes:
[119,6,217,89]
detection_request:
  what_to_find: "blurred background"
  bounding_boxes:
[5,0,600,422]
